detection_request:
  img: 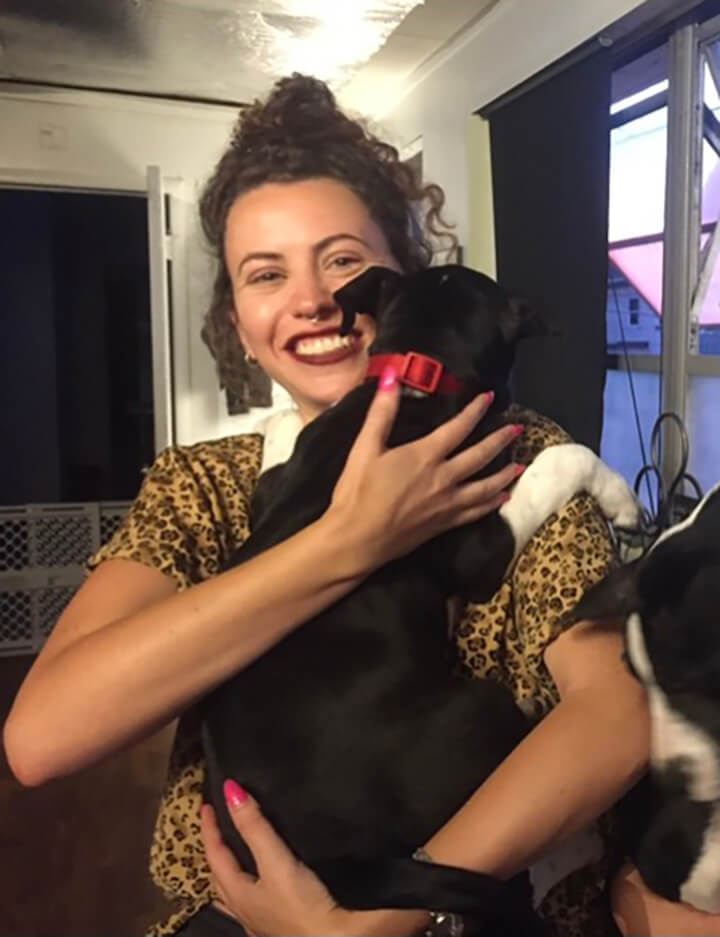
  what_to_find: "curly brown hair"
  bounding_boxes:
[199,73,457,412]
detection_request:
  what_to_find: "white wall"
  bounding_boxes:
[377,0,649,256]
[0,85,292,448]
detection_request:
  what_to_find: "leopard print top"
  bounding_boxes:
[87,408,620,937]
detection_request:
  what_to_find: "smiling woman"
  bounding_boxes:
[4,73,650,937]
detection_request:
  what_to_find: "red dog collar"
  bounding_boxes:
[366,352,465,395]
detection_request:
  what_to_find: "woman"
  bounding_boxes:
[5,75,653,937]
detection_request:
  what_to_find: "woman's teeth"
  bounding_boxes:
[293,334,355,357]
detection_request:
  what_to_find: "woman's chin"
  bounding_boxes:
[294,374,366,417]
[291,359,367,402]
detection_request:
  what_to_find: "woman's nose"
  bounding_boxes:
[293,279,336,321]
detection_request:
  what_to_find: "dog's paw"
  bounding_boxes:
[598,474,641,529]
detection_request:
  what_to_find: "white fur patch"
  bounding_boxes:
[625,498,720,913]
[259,409,303,476]
[626,614,720,802]
[499,443,639,564]
[626,613,653,684]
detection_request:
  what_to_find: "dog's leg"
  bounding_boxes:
[499,443,640,564]
[318,858,551,935]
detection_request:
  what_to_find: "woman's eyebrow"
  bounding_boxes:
[236,234,369,276]
[314,233,370,253]
[236,251,282,276]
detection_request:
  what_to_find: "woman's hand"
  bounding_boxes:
[201,781,347,937]
[327,365,523,570]
[200,780,427,937]
[611,862,720,936]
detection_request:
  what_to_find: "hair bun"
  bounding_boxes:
[234,73,357,151]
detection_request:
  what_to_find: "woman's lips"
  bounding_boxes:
[285,330,362,365]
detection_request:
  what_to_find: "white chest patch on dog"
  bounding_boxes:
[498,443,639,566]
[626,613,720,802]
[627,613,720,912]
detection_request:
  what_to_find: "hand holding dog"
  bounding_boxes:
[327,366,523,571]
[201,781,427,937]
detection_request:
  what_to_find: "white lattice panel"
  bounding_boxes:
[0,503,130,656]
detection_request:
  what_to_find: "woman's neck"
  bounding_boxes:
[296,401,330,426]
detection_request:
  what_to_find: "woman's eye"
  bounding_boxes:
[330,255,361,269]
[248,270,282,284]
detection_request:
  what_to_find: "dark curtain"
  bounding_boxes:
[489,51,612,451]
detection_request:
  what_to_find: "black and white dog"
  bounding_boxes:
[200,265,639,934]
[569,482,720,912]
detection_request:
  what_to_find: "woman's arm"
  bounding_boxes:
[4,388,518,787]
[4,512,369,786]
[423,618,649,876]
[353,620,648,936]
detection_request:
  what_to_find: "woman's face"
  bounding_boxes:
[224,177,399,423]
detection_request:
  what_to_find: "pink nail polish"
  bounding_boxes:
[484,390,495,406]
[379,365,398,392]
[511,424,525,438]
[514,463,526,476]
[500,492,511,504]
[223,779,249,809]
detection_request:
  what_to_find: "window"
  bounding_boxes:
[686,32,720,489]
[602,45,668,504]
[602,18,720,503]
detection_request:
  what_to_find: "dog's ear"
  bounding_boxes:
[568,560,641,625]
[334,266,404,336]
[498,294,550,346]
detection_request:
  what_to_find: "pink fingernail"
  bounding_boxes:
[379,365,398,392]
[223,779,249,809]
[514,463,526,476]
[484,390,495,406]
[500,492,511,503]
[511,424,524,438]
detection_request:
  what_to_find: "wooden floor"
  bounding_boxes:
[0,656,176,936]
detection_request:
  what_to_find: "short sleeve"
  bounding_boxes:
[86,436,261,590]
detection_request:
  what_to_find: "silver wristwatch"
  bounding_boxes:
[412,848,465,937]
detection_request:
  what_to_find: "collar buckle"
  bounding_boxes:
[400,352,443,394]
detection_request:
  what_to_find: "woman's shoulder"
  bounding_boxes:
[168,431,264,469]
[88,434,265,587]
[148,432,264,497]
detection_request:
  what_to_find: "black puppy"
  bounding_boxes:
[200,265,637,934]
[568,481,720,913]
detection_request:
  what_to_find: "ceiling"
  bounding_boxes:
[0,0,499,114]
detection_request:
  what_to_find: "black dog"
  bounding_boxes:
[200,265,637,934]
[569,481,720,912]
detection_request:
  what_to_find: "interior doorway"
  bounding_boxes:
[0,186,154,655]
[0,186,154,505]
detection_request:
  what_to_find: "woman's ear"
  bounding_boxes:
[229,305,254,359]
